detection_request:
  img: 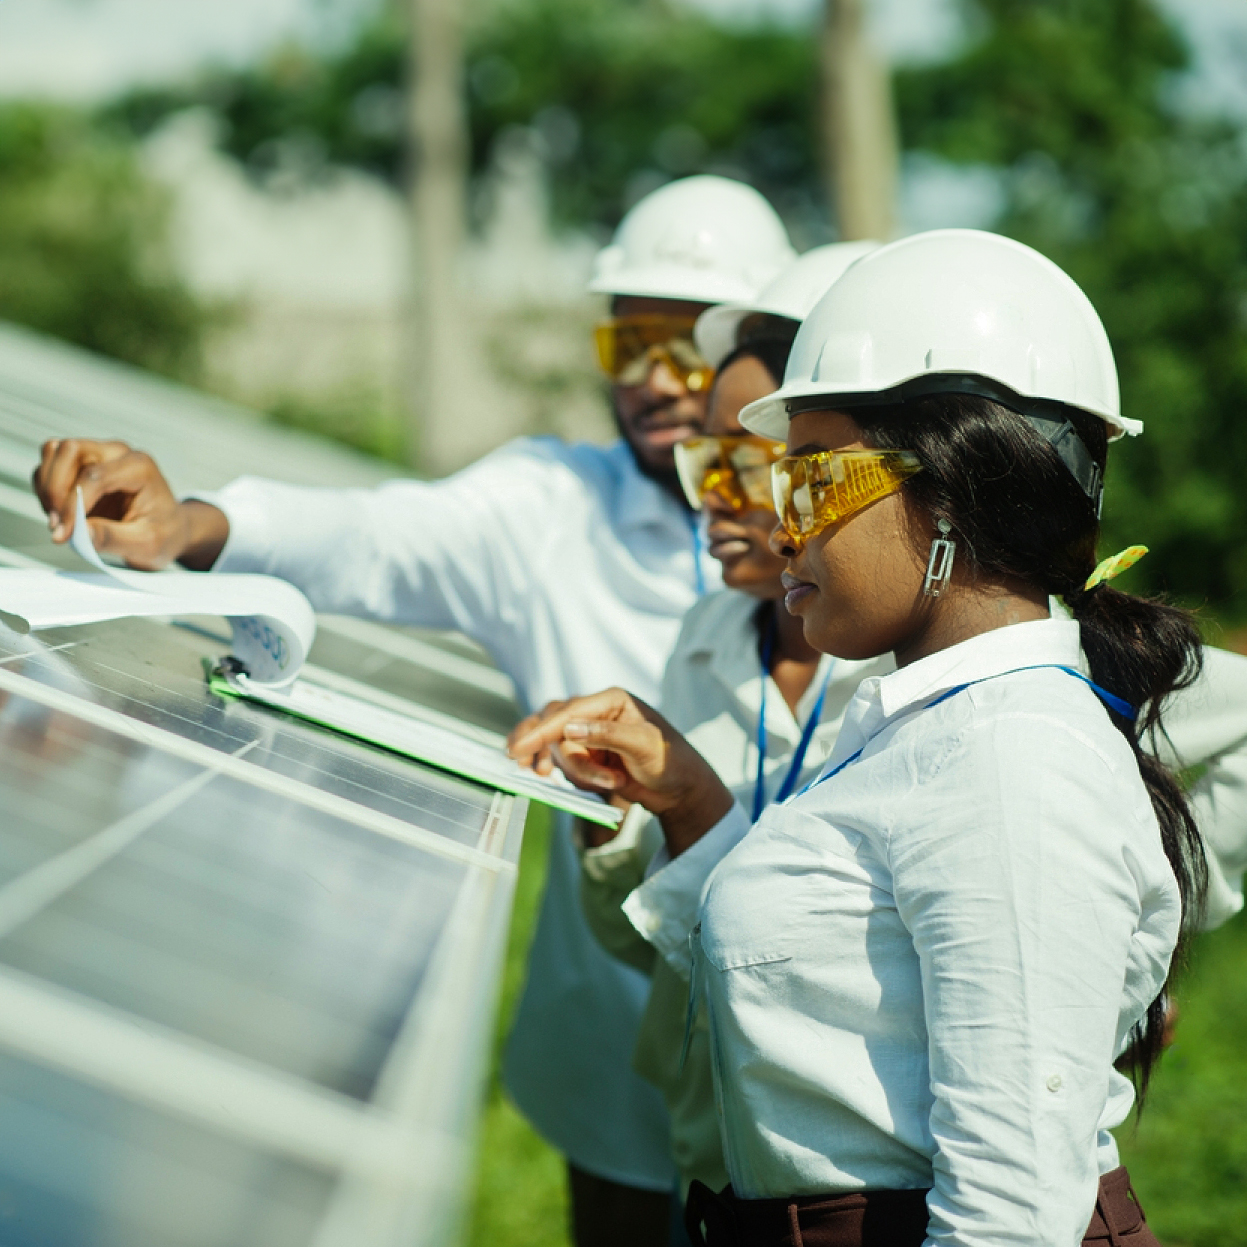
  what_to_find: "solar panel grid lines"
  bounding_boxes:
[0,679,476,1089]
[0,647,528,1242]
[317,615,517,706]
[477,790,513,858]
[0,661,512,874]
[0,434,37,484]
[0,739,257,941]
[0,639,77,664]
[0,491,521,736]
[0,478,44,522]
[0,545,44,569]
[0,324,399,493]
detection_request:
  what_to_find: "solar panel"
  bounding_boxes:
[0,325,527,1246]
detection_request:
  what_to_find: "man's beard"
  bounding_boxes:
[610,394,690,504]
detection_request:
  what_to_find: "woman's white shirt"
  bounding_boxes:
[580,589,892,1193]
[631,618,1181,1244]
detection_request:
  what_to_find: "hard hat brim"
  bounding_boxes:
[693,303,800,369]
[740,375,1144,443]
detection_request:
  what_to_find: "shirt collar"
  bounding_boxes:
[875,616,1081,721]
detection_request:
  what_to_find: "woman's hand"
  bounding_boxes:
[31,438,229,570]
[508,689,734,856]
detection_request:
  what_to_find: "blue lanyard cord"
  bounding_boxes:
[689,517,706,597]
[804,663,1135,795]
[753,608,835,821]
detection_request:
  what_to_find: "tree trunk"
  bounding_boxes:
[820,0,900,242]
[407,0,470,473]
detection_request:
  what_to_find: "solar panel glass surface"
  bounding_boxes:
[0,326,529,1246]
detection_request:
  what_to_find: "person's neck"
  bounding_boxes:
[893,583,1051,669]
[764,598,822,713]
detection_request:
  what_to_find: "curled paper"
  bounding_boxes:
[0,491,315,686]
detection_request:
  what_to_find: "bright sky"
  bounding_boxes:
[0,0,1243,117]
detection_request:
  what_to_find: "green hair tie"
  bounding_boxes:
[1084,545,1148,591]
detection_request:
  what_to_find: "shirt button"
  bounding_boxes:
[1046,1074,1063,1092]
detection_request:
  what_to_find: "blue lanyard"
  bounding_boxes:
[753,610,835,821]
[802,663,1134,795]
[689,516,706,597]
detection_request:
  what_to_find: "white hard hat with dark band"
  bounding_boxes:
[741,229,1138,512]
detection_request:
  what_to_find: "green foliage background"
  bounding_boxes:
[106,0,825,237]
[897,0,1247,616]
[0,103,208,380]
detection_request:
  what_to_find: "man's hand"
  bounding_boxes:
[508,688,734,856]
[31,438,229,570]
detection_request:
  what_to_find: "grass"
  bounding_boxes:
[467,811,1247,1247]
[1115,907,1247,1245]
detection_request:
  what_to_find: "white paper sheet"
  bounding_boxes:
[0,491,315,685]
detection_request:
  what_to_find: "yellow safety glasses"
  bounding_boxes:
[771,449,923,550]
[675,436,786,512]
[594,315,714,392]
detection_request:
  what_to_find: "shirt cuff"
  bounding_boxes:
[579,804,658,884]
[622,802,751,979]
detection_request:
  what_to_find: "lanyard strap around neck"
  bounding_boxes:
[802,663,1135,797]
[753,608,835,822]
[689,516,706,597]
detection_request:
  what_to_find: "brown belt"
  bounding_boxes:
[686,1165,1158,1247]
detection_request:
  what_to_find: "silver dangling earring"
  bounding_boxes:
[923,519,956,598]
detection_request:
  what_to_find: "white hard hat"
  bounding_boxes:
[588,175,796,305]
[694,241,880,368]
[741,229,1135,446]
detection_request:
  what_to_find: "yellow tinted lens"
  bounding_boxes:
[666,338,713,391]
[772,450,923,545]
[726,440,784,510]
[593,324,617,375]
[677,437,782,511]
[595,317,707,387]
[675,438,718,510]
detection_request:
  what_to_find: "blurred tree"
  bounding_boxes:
[897,0,1247,617]
[820,0,899,240]
[408,0,474,472]
[0,103,208,380]
[105,0,826,237]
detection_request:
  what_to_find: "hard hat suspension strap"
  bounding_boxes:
[1022,414,1104,515]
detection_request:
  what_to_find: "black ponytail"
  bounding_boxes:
[853,392,1207,1101]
